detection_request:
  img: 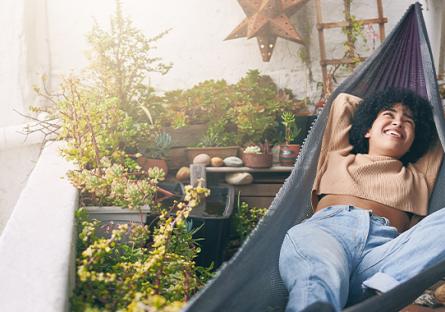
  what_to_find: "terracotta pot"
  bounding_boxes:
[137,157,169,176]
[242,152,273,168]
[279,144,300,166]
[186,146,239,163]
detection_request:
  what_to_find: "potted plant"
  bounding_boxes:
[279,112,302,166]
[137,131,172,176]
[241,143,273,168]
[186,128,239,163]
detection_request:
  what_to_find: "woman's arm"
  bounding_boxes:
[411,140,444,196]
[312,93,362,207]
[318,93,362,158]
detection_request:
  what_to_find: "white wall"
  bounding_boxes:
[44,0,443,98]
[1,0,443,126]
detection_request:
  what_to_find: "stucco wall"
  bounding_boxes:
[1,0,443,126]
[45,0,443,98]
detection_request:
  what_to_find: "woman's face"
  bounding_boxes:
[365,103,415,160]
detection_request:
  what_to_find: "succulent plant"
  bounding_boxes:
[147,132,172,159]
[243,146,262,154]
[281,112,301,145]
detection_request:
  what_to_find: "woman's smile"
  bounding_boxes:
[365,103,415,159]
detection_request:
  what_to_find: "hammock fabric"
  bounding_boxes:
[184,3,445,311]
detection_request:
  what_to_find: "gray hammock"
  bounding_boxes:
[183,3,445,311]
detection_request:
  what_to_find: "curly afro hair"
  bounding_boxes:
[349,88,436,165]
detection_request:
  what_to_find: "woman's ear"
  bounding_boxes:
[364,130,371,139]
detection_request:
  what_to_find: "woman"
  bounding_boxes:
[279,89,445,311]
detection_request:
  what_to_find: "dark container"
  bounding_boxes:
[148,184,235,269]
[189,185,235,268]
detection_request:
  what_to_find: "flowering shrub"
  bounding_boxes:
[71,184,212,311]
[68,157,164,208]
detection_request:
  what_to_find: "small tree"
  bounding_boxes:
[86,0,172,121]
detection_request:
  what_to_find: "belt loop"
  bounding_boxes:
[348,205,353,211]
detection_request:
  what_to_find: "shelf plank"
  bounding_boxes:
[205,166,293,173]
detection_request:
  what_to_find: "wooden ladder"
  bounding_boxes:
[314,0,387,95]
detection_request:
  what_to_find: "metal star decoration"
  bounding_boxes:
[225,0,311,61]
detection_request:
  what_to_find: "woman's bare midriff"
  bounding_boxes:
[316,194,411,233]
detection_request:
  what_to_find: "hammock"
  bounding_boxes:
[183,3,445,311]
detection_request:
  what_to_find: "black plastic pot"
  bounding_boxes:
[148,184,235,269]
[189,185,235,268]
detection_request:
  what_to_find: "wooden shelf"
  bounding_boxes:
[189,164,292,208]
[205,166,293,173]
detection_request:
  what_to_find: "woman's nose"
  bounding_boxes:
[392,119,402,127]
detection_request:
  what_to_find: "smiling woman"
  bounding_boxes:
[279,89,445,311]
[350,89,436,165]
[365,103,415,160]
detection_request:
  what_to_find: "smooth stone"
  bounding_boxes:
[434,284,445,304]
[225,172,253,185]
[193,153,210,166]
[210,157,224,167]
[223,156,243,167]
[176,166,190,181]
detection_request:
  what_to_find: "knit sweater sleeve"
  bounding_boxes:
[410,139,444,196]
[312,93,362,205]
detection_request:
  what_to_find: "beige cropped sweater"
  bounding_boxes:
[312,93,444,216]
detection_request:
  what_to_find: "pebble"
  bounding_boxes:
[210,157,224,167]
[176,167,190,181]
[193,153,210,166]
[225,172,253,185]
[434,284,445,304]
[223,156,243,167]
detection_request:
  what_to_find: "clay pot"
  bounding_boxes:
[242,152,273,169]
[137,157,169,176]
[279,144,301,166]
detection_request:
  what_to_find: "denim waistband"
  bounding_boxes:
[321,205,391,226]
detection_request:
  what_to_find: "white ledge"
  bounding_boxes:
[0,141,78,311]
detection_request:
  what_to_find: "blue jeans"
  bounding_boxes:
[279,205,445,312]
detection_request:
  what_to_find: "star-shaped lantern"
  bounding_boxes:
[226,0,311,61]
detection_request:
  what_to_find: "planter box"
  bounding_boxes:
[85,206,151,239]
[84,183,182,224]
[85,206,150,224]
[186,146,239,163]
